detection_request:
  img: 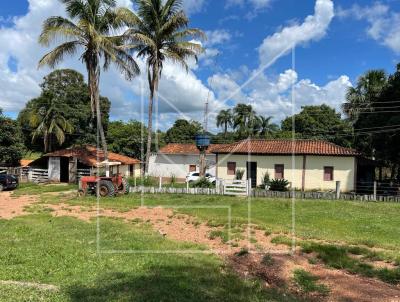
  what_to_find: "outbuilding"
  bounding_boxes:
[28,145,141,183]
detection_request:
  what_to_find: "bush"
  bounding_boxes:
[235,169,245,180]
[269,179,290,191]
[128,176,157,187]
[259,172,271,189]
[170,174,176,186]
[192,177,214,188]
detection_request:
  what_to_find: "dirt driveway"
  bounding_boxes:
[0,191,37,219]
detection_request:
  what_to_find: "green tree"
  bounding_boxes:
[343,70,387,122]
[38,0,139,160]
[233,104,257,138]
[216,109,233,136]
[281,105,353,147]
[0,108,25,166]
[257,116,279,137]
[122,0,205,173]
[347,65,400,179]
[18,69,111,152]
[107,120,147,159]
[164,119,202,144]
[28,98,74,152]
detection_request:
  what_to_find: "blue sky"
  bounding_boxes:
[0,0,400,131]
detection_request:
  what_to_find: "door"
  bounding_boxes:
[60,157,69,183]
[246,162,257,188]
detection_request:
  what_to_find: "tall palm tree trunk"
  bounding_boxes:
[145,64,158,174]
[88,58,108,162]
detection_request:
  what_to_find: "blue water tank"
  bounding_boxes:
[195,135,210,148]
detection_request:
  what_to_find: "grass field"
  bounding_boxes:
[3,185,400,301]
[0,213,300,302]
[63,193,400,253]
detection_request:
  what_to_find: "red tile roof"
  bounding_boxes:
[20,159,34,167]
[212,139,359,156]
[45,145,140,166]
[159,143,227,155]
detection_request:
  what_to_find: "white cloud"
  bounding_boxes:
[258,0,334,66]
[0,0,214,127]
[207,68,351,123]
[182,0,206,15]
[205,29,232,46]
[225,0,272,10]
[337,3,400,53]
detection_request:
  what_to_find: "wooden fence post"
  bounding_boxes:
[186,181,189,193]
[373,181,377,201]
[336,181,341,199]
[247,179,252,196]
[159,176,162,190]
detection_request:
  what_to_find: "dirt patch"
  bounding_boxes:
[0,191,38,219]
[0,280,59,291]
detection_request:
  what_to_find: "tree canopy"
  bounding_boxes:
[18,69,110,152]
[281,105,353,147]
[0,108,25,166]
[164,119,203,144]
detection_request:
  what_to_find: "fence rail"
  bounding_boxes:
[129,184,400,202]
[223,180,248,196]
[29,168,49,183]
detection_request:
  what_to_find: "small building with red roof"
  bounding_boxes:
[28,145,141,183]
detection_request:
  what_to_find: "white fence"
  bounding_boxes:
[223,180,249,196]
[28,168,49,183]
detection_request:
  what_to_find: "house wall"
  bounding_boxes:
[216,154,355,192]
[109,163,141,177]
[148,154,216,179]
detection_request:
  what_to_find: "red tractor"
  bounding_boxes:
[79,174,130,197]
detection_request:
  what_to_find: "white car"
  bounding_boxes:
[186,172,216,184]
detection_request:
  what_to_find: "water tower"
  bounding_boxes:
[195,134,210,177]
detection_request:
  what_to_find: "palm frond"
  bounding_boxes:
[38,41,81,69]
[39,16,83,46]
[172,28,206,41]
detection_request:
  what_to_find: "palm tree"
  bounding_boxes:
[38,0,140,161]
[216,109,233,136]
[257,116,278,137]
[29,99,73,152]
[233,104,256,137]
[122,0,205,174]
[342,70,387,122]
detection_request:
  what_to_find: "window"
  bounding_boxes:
[324,166,334,181]
[227,162,236,175]
[189,165,197,172]
[275,164,284,179]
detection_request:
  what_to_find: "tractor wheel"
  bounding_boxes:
[77,189,86,197]
[98,180,115,197]
[119,177,130,194]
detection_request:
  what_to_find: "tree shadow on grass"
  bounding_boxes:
[66,263,299,302]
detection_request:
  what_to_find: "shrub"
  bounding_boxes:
[170,174,176,186]
[269,179,290,191]
[259,172,271,189]
[235,169,245,180]
[128,176,157,187]
[192,177,214,188]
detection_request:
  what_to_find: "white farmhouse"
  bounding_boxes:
[148,143,224,181]
[213,139,362,192]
